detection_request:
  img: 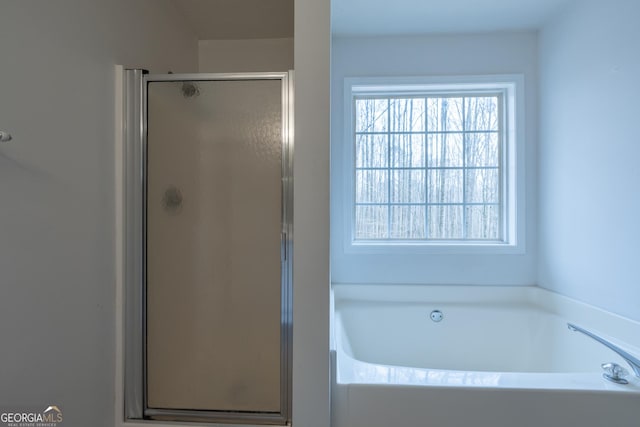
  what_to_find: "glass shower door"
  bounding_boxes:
[135,74,291,424]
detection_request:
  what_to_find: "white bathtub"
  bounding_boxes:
[331,285,640,427]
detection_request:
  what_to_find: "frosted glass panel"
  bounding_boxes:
[146,79,282,413]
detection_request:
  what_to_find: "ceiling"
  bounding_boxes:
[171,0,294,40]
[332,0,577,36]
[171,0,576,40]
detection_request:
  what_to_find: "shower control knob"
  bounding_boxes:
[601,362,629,384]
[0,130,12,142]
[162,186,183,213]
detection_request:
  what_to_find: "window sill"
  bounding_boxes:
[346,240,525,255]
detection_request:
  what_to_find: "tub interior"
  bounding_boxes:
[334,285,640,376]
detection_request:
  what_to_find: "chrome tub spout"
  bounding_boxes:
[567,323,640,378]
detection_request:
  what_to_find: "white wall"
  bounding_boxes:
[0,1,197,425]
[293,0,331,426]
[538,0,640,321]
[331,33,538,285]
[199,38,294,73]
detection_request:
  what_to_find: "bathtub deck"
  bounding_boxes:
[332,284,640,427]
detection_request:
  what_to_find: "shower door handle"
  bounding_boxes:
[281,232,287,261]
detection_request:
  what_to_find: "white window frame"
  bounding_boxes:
[342,75,525,255]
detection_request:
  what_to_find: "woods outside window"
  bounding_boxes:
[343,76,524,254]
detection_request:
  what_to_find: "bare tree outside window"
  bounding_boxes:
[354,94,501,241]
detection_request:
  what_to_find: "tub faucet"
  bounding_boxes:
[567,323,640,378]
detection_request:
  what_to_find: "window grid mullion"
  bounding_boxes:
[424,96,429,238]
[355,166,499,171]
[355,130,499,136]
[499,93,504,242]
[462,97,467,239]
[386,98,391,239]
[356,202,499,207]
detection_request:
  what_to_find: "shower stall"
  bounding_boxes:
[122,69,293,425]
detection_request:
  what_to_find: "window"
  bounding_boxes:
[343,76,524,253]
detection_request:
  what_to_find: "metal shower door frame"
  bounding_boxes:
[123,69,294,425]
